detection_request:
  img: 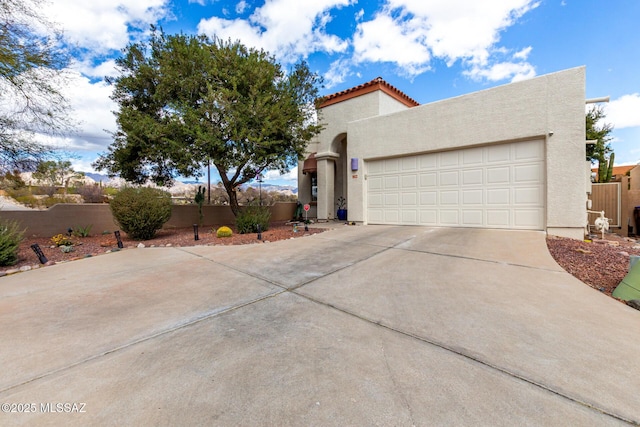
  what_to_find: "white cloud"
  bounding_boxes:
[465,59,536,83]
[197,0,353,62]
[353,14,431,76]
[605,94,640,129]
[262,167,298,182]
[236,1,249,14]
[42,0,170,55]
[35,70,117,159]
[324,59,353,88]
[353,0,539,79]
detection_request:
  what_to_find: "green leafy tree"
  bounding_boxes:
[94,28,323,216]
[586,105,614,182]
[32,160,83,194]
[0,0,72,172]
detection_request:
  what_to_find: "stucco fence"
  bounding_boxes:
[0,202,297,237]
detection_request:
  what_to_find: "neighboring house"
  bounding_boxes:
[299,67,588,240]
[590,165,636,182]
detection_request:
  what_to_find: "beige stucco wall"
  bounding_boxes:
[303,67,587,238]
[298,90,412,218]
[0,203,296,237]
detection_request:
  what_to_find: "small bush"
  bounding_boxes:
[110,187,172,240]
[77,184,105,203]
[0,220,24,266]
[216,226,233,238]
[235,205,271,234]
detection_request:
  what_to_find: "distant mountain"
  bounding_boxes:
[78,172,298,194]
[84,172,110,183]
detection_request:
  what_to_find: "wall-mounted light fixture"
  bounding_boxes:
[351,158,358,171]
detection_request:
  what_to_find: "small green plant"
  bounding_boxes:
[109,186,172,240]
[60,245,74,253]
[0,220,24,266]
[72,224,93,237]
[236,205,271,234]
[216,226,233,238]
[51,233,73,246]
[336,196,346,209]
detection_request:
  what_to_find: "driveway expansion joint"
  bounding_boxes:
[294,292,638,426]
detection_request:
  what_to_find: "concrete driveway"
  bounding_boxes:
[1,225,639,426]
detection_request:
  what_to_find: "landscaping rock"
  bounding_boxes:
[627,300,640,311]
[137,243,145,248]
[19,265,31,272]
[618,251,630,257]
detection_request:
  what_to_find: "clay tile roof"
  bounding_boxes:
[319,77,420,109]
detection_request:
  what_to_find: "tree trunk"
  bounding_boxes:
[227,185,241,216]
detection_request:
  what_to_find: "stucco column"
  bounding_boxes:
[316,152,340,221]
[316,157,334,221]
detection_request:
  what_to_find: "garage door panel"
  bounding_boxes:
[514,164,542,183]
[463,147,484,165]
[487,210,510,227]
[462,189,483,205]
[462,210,484,225]
[440,210,459,224]
[420,173,437,187]
[402,192,418,206]
[462,169,483,185]
[419,153,437,169]
[487,188,510,205]
[420,191,437,205]
[440,191,459,205]
[514,187,542,205]
[368,193,383,207]
[384,193,399,206]
[385,159,400,173]
[440,151,460,168]
[384,210,400,223]
[487,144,511,163]
[487,167,510,184]
[401,174,417,189]
[402,210,418,224]
[514,209,544,228]
[515,140,544,160]
[367,140,544,230]
[401,156,417,171]
[384,175,400,189]
[440,171,459,186]
[420,210,437,224]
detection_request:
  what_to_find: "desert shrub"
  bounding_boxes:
[36,185,57,197]
[77,184,105,203]
[110,187,172,240]
[72,224,93,237]
[43,196,70,207]
[235,205,271,234]
[216,226,233,238]
[1,171,26,190]
[0,220,24,266]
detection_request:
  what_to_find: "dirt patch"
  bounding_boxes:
[1,222,325,274]
[546,233,640,300]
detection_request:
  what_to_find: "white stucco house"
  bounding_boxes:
[298,66,589,239]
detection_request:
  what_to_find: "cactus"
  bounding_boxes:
[216,226,233,238]
[194,185,206,224]
[604,152,615,183]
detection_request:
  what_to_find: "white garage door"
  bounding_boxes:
[367,140,545,229]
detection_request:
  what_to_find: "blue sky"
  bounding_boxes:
[38,0,640,185]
